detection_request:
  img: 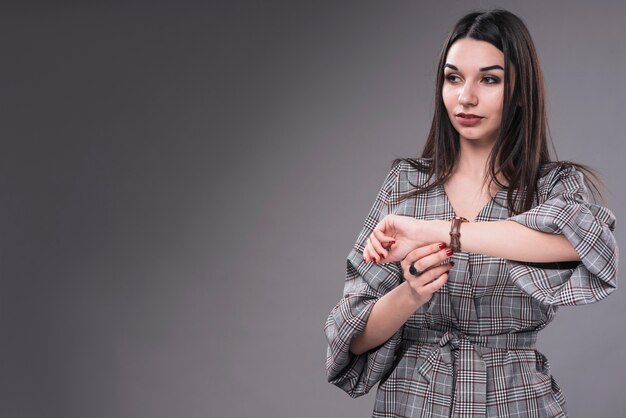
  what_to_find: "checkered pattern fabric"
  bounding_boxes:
[324,159,617,417]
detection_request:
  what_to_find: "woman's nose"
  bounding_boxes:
[458,83,478,106]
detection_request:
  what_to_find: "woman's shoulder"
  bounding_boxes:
[386,157,434,192]
[391,157,432,178]
[539,161,587,181]
[536,161,590,198]
[392,157,433,170]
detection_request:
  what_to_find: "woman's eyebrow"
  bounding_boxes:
[479,65,505,72]
[444,64,504,72]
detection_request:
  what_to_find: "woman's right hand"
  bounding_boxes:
[400,242,454,305]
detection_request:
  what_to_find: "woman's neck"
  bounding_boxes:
[455,140,495,180]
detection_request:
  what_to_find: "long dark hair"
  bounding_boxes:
[394,9,601,215]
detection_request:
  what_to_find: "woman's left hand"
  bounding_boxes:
[363,214,426,264]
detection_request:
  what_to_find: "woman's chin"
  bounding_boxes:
[452,127,496,142]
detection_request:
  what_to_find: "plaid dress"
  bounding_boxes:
[324,159,618,418]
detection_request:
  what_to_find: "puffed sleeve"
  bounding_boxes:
[324,164,404,398]
[506,165,618,306]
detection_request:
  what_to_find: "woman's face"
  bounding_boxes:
[442,38,511,145]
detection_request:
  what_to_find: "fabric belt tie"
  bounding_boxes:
[401,328,538,418]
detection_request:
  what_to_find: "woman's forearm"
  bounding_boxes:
[423,220,580,263]
[349,282,422,355]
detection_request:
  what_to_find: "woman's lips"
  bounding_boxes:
[456,115,483,126]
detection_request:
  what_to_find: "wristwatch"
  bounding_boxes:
[449,216,469,252]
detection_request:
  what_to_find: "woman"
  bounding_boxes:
[324,9,618,418]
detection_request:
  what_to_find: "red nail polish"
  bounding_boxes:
[439,242,446,249]
[446,249,454,256]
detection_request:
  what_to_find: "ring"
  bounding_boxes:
[409,262,422,276]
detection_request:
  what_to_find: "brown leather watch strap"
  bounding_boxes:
[449,216,469,252]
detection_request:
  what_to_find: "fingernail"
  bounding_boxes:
[446,249,454,256]
[439,242,446,249]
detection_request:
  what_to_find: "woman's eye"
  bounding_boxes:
[445,74,460,83]
[484,76,500,84]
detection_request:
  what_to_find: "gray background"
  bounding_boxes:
[1,1,624,417]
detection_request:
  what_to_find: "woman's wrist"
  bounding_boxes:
[400,280,429,308]
[419,220,451,246]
